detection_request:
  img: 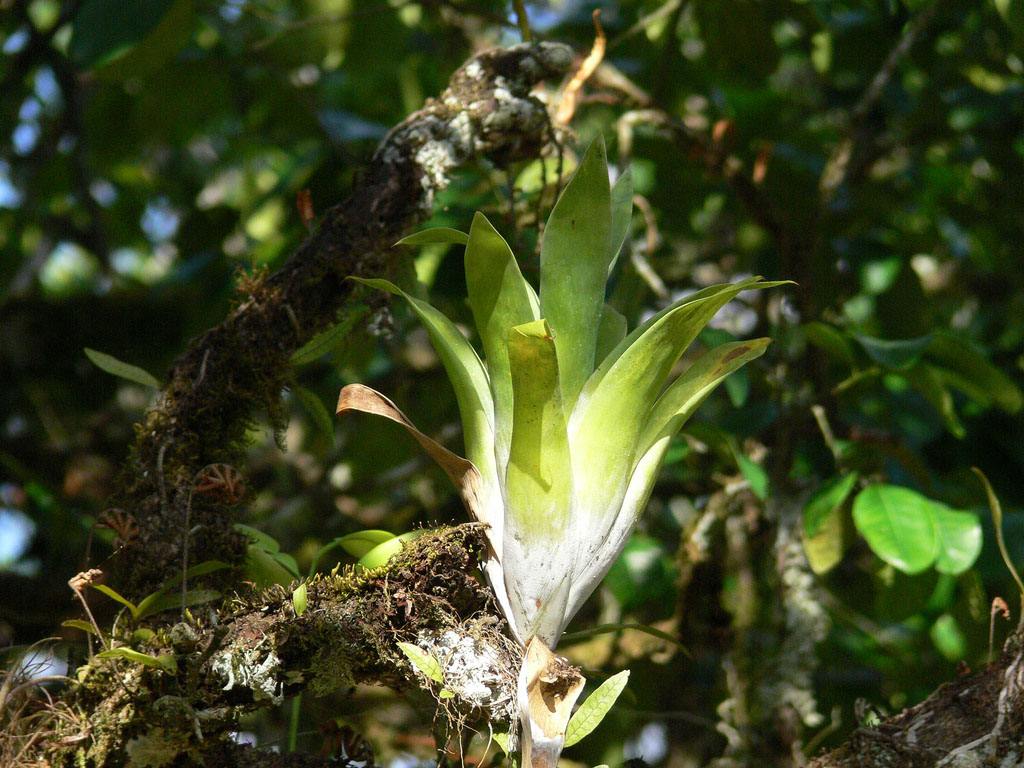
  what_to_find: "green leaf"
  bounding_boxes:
[902,363,966,438]
[607,170,634,275]
[84,348,160,388]
[91,584,139,618]
[504,319,575,643]
[925,331,1022,414]
[350,277,497,487]
[96,647,177,674]
[802,473,858,575]
[540,137,613,407]
[396,641,444,683]
[135,589,221,620]
[292,386,334,442]
[396,227,469,246]
[439,688,455,699]
[70,0,177,69]
[292,583,308,616]
[735,452,768,501]
[335,530,396,559]
[358,530,425,570]
[272,551,300,578]
[803,322,856,369]
[244,545,298,587]
[852,485,938,575]
[491,731,510,755]
[804,474,859,538]
[62,619,100,636]
[595,305,627,366]
[464,213,540,473]
[290,306,368,366]
[563,670,630,748]
[854,334,932,370]
[640,338,772,459]
[931,505,982,575]
[234,523,281,553]
[930,614,967,661]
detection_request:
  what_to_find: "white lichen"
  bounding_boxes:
[414,628,517,722]
[211,643,283,704]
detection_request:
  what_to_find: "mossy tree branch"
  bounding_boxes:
[115,42,573,595]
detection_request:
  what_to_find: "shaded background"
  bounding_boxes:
[2,0,1024,765]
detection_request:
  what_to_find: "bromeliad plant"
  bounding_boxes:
[337,138,784,767]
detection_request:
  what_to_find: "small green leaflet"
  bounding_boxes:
[397,642,443,683]
[290,305,368,366]
[62,619,100,636]
[292,582,308,616]
[96,647,177,674]
[84,348,160,388]
[358,530,424,570]
[491,731,510,755]
[396,227,469,246]
[735,451,769,501]
[804,473,859,538]
[336,530,396,558]
[563,669,630,748]
[293,386,334,442]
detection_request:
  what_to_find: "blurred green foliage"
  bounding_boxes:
[2,0,1024,764]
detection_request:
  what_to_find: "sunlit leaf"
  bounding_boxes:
[852,485,938,575]
[396,227,469,246]
[335,530,397,559]
[563,670,630,748]
[931,505,982,575]
[292,582,307,617]
[397,641,444,683]
[136,589,221,620]
[91,584,139,618]
[358,530,425,570]
[62,619,100,636]
[540,137,612,407]
[96,647,177,674]
[84,348,160,388]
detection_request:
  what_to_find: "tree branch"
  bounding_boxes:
[113,42,573,595]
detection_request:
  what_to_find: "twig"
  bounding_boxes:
[555,10,607,127]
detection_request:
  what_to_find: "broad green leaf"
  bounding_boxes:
[272,551,300,578]
[607,170,634,275]
[293,386,334,442]
[540,137,613,407]
[335,530,396,559]
[903,363,966,438]
[70,0,176,69]
[505,320,572,538]
[595,305,627,366]
[97,647,177,674]
[504,320,574,644]
[84,348,160,388]
[397,641,444,683]
[563,670,630,748]
[852,485,938,574]
[464,213,540,473]
[735,452,768,500]
[234,523,281,553]
[350,278,496,484]
[136,589,221,620]
[396,227,469,246]
[62,619,100,636]
[804,473,859,538]
[931,505,982,575]
[574,283,777,528]
[854,334,932,370]
[803,321,856,369]
[358,530,425,570]
[290,305,368,366]
[91,584,139,617]
[244,545,298,587]
[802,500,845,575]
[925,332,1022,414]
[641,339,771,459]
[292,582,308,616]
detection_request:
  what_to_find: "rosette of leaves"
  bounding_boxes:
[338,138,785,766]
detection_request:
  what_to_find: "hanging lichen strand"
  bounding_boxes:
[337,137,787,767]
